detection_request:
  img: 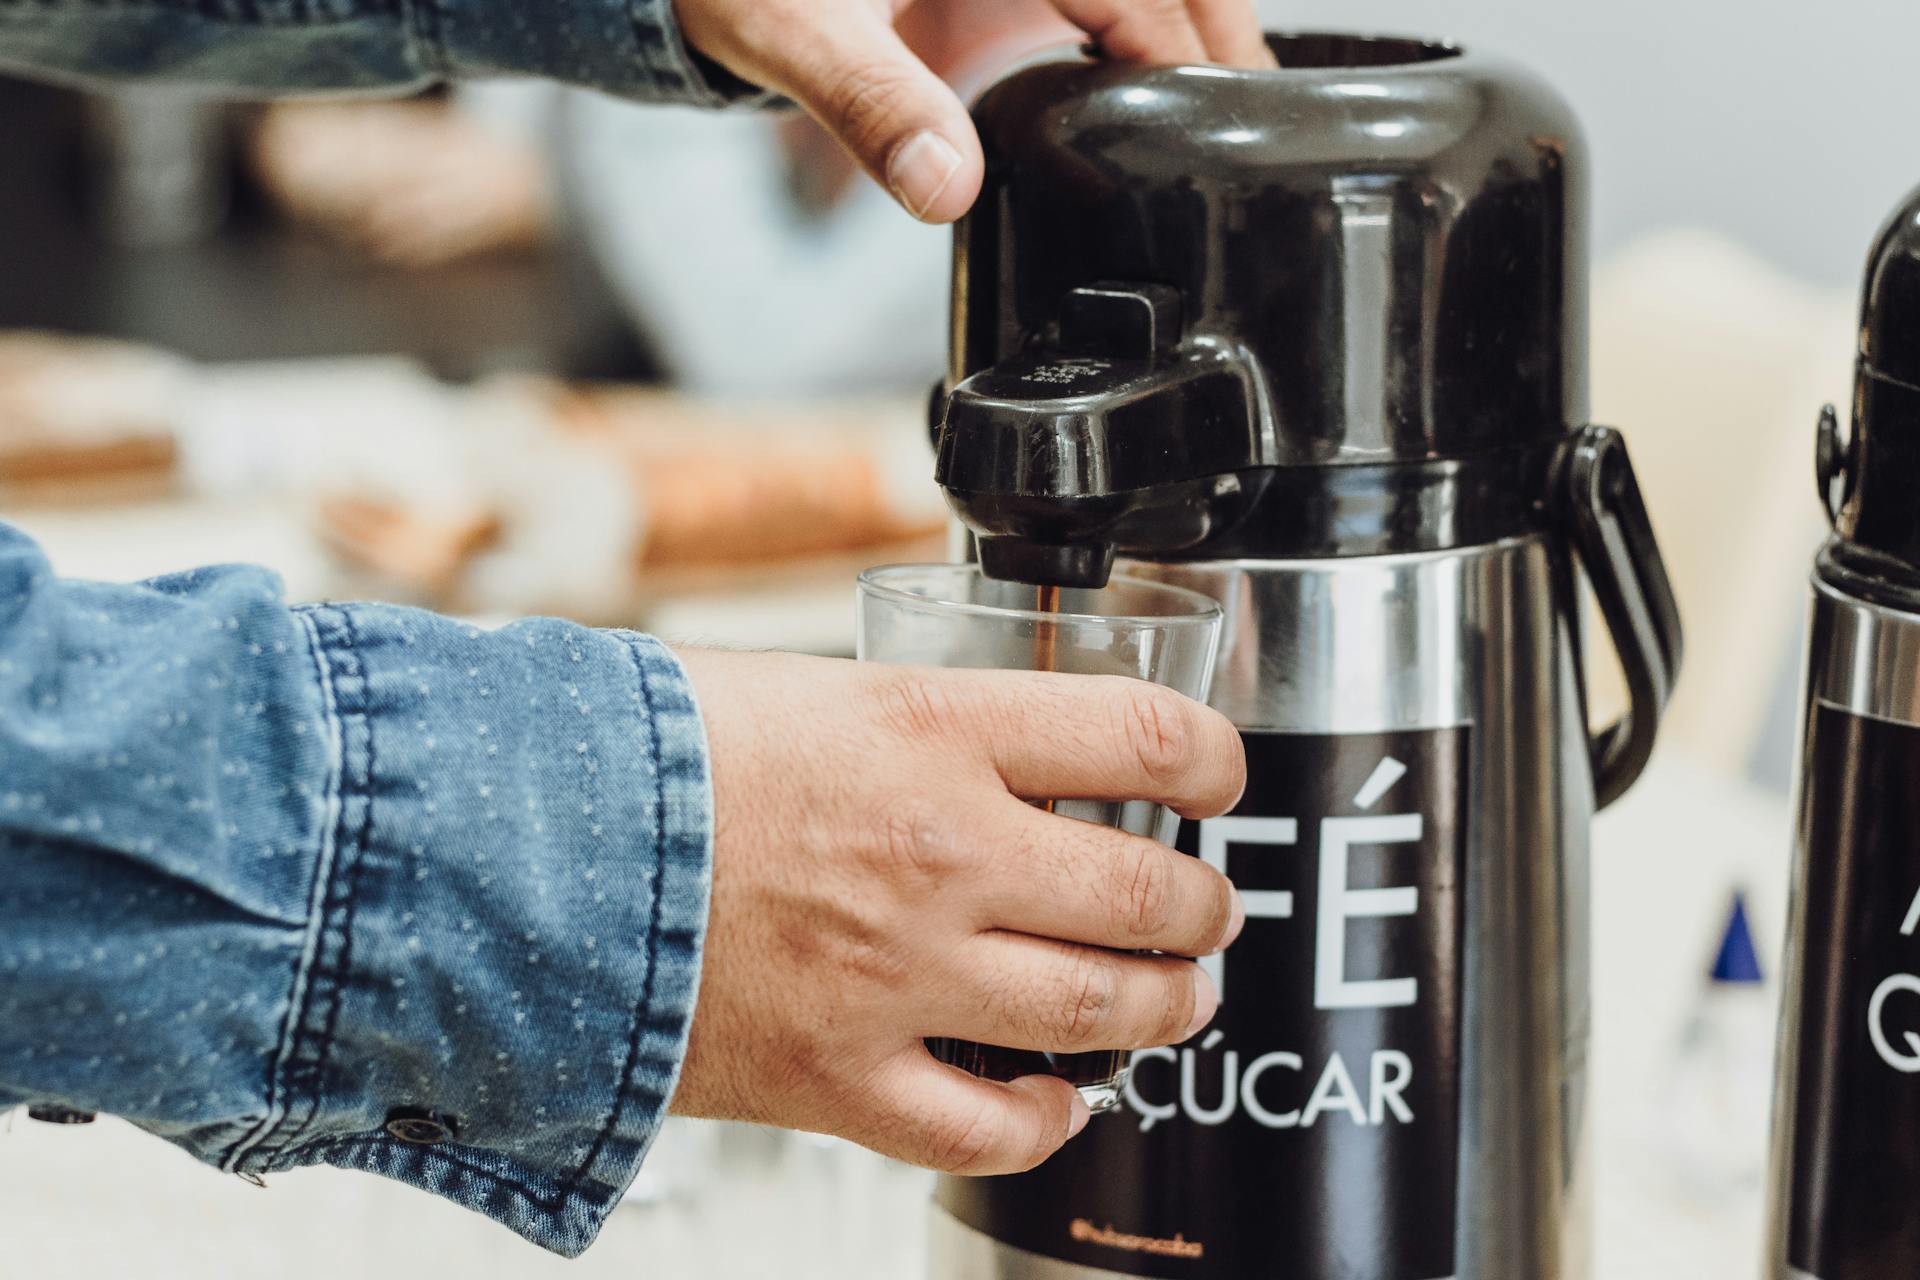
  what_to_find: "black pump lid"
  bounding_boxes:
[937,33,1590,580]
[948,33,1589,469]
[1822,184,1920,598]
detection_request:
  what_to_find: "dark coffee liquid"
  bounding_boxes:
[929,1039,1129,1090]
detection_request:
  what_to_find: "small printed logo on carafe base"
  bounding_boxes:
[1069,1220,1205,1260]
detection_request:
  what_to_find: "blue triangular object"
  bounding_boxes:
[1710,892,1764,985]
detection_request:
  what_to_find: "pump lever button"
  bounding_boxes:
[1059,283,1183,361]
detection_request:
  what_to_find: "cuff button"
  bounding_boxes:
[27,1105,97,1125]
[384,1108,458,1145]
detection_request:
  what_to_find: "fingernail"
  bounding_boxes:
[1214,890,1246,954]
[1182,967,1220,1041]
[886,130,962,221]
[1066,1091,1092,1140]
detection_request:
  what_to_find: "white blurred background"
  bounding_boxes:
[1271,0,1917,289]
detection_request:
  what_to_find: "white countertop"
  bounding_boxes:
[0,501,1797,1278]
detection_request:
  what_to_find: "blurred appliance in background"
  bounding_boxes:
[1767,183,1920,1280]
[84,88,232,248]
[927,33,1681,1280]
[0,74,636,380]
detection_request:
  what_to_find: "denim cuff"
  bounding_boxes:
[437,0,770,106]
[224,606,713,1257]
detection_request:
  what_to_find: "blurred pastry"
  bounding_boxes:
[313,377,947,622]
[0,333,189,504]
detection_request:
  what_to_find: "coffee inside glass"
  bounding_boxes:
[855,563,1222,1111]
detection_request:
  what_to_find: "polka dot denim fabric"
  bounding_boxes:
[0,524,714,1257]
[0,0,769,106]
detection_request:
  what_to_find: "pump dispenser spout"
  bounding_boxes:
[934,281,1264,588]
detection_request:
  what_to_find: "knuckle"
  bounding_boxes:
[1154,963,1200,1045]
[874,798,961,885]
[1121,685,1195,788]
[973,679,1031,755]
[823,59,924,159]
[1052,951,1118,1050]
[1149,857,1233,957]
[922,1101,1005,1175]
[874,669,963,740]
[1203,871,1236,948]
[1113,844,1175,941]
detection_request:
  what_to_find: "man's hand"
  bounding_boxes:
[671,649,1247,1174]
[673,0,1276,224]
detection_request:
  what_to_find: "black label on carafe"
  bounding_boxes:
[1785,703,1920,1280]
[940,727,1467,1278]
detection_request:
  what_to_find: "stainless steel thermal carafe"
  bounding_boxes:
[927,33,1683,1280]
[1766,185,1920,1280]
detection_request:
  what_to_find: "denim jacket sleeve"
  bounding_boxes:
[0,520,713,1257]
[0,0,762,105]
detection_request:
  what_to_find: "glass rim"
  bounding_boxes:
[857,562,1223,630]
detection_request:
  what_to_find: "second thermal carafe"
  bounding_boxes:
[1767,185,1920,1280]
[929,33,1682,1280]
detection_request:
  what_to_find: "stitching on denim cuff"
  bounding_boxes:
[277,608,377,1158]
[241,605,378,1169]
[546,632,677,1200]
[281,1135,553,1205]
[327,1139,576,1219]
[219,605,348,1173]
[272,1067,669,1211]
[254,626,702,1240]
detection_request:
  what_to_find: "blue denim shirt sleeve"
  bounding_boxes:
[0,521,713,1257]
[0,0,763,105]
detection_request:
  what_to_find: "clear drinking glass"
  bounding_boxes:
[855,563,1223,1111]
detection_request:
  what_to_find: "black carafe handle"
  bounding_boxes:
[1562,425,1684,809]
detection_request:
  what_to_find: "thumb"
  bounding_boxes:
[737,10,984,223]
[858,1052,1092,1175]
